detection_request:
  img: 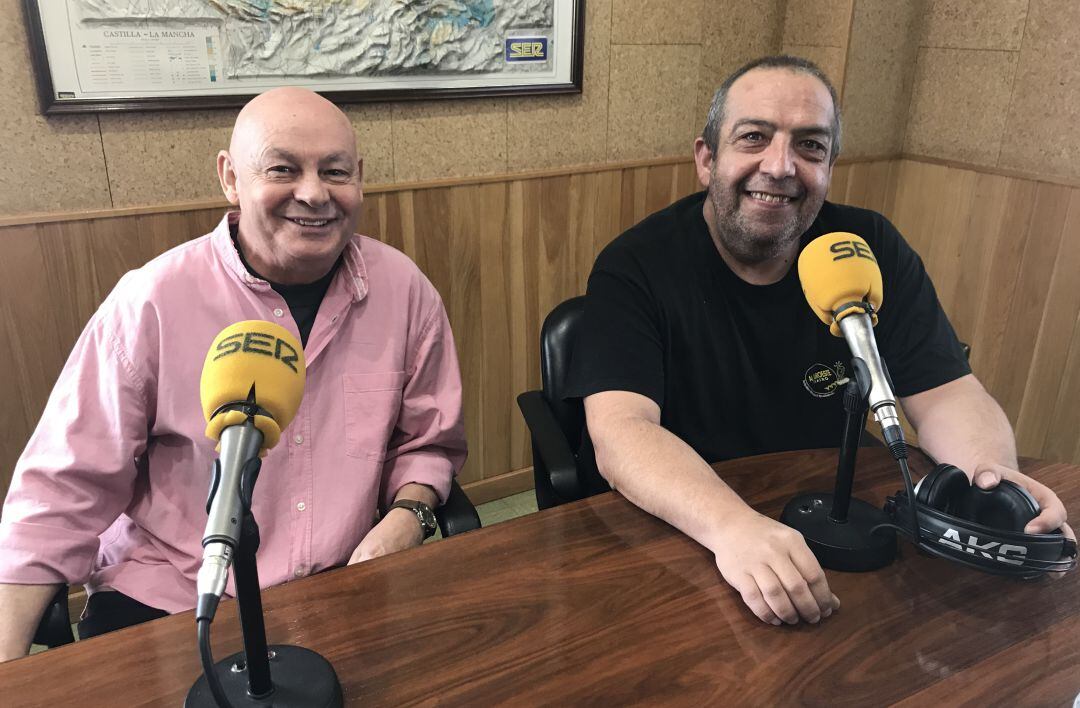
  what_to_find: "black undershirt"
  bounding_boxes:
[233,237,338,347]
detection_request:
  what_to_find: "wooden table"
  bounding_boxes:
[2,448,1077,707]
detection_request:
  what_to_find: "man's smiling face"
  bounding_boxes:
[218,87,364,285]
[698,67,836,266]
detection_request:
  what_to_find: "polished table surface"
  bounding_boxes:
[2,448,1078,707]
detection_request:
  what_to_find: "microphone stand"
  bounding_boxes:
[780,358,897,571]
[187,457,343,707]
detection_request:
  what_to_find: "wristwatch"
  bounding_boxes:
[388,499,438,540]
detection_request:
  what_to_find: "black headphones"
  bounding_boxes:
[883,463,1077,578]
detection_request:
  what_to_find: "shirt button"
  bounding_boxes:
[294,434,304,445]
[273,308,284,317]
[296,501,306,512]
[294,568,304,578]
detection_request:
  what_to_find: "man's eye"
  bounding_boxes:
[741,132,765,143]
[268,165,293,174]
[801,140,827,153]
[324,169,350,178]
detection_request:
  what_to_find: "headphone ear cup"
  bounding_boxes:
[917,464,971,513]
[962,480,1041,532]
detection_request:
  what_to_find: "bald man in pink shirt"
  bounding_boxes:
[0,88,467,660]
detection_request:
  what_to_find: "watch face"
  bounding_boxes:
[420,505,437,529]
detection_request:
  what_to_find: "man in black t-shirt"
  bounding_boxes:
[567,56,1073,628]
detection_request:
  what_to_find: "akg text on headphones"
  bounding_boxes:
[883,463,1077,578]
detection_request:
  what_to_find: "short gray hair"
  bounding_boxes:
[702,55,842,162]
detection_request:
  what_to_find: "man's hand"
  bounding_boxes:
[972,463,1075,541]
[348,508,425,565]
[713,510,840,626]
[585,391,839,627]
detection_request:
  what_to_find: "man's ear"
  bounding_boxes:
[693,137,715,189]
[217,150,240,205]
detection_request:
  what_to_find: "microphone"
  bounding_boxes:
[196,320,305,621]
[798,232,907,459]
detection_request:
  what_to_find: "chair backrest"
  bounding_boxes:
[539,297,587,451]
[533,296,609,508]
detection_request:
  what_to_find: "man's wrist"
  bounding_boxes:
[385,507,425,544]
[387,498,438,540]
[702,503,760,554]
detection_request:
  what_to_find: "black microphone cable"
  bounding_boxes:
[879,426,922,548]
[198,616,236,708]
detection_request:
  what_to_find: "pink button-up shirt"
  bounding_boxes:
[0,213,466,613]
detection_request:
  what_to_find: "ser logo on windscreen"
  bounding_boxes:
[213,331,300,373]
[830,240,876,262]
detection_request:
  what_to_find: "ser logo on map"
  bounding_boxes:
[505,36,548,62]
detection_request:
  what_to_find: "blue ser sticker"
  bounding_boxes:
[505,37,548,62]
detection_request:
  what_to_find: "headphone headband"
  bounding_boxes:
[886,491,1077,578]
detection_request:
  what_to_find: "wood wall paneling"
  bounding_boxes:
[0,161,703,501]
[2,156,1079,506]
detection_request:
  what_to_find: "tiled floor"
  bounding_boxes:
[474,490,538,527]
[427,489,538,541]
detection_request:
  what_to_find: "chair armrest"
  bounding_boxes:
[435,479,481,538]
[516,390,582,502]
[32,584,74,648]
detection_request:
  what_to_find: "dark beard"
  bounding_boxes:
[706,175,823,266]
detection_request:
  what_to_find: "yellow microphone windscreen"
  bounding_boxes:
[200,320,306,451]
[798,232,883,336]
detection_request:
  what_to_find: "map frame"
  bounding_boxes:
[22,0,585,115]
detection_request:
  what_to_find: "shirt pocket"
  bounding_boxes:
[343,372,407,461]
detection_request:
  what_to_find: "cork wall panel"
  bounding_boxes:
[340,103,396,186]
[904,48,1018,166]
[391,99,508,183]
[98,111,236,207]
[607,45,702,161]
[507,0,612,171]
[921,0,1029,51]
[997,0,1080,183]
[840,0,921,158]
[610,0,703,45]
[697,0,785,130]
[1,1,786,219]
[780,45,847,89]
[0,0,111,214]
[782,0,853,48]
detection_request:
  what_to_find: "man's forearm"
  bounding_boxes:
[592,416,755,554]
[903,375,1017,478]
[392,482,438,509]
[0,582,61,662]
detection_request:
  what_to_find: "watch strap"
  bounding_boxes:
[388,499,437,539]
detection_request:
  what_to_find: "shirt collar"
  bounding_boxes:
[211,211,369,302]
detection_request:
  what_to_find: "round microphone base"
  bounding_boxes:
[780,493,897,572]
[186,644,343,708]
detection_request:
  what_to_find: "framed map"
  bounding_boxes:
[23,0,584,114]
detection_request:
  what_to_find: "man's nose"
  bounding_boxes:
[759,138,796,180]
[293,172,330,208]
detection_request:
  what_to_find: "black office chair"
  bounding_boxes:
[516,296,610,510]
[436,479,482,538]
[32,479,480,649]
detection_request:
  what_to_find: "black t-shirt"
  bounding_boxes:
[565,191,971,465]
[267,270,336,347]
[234,233,337,347]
